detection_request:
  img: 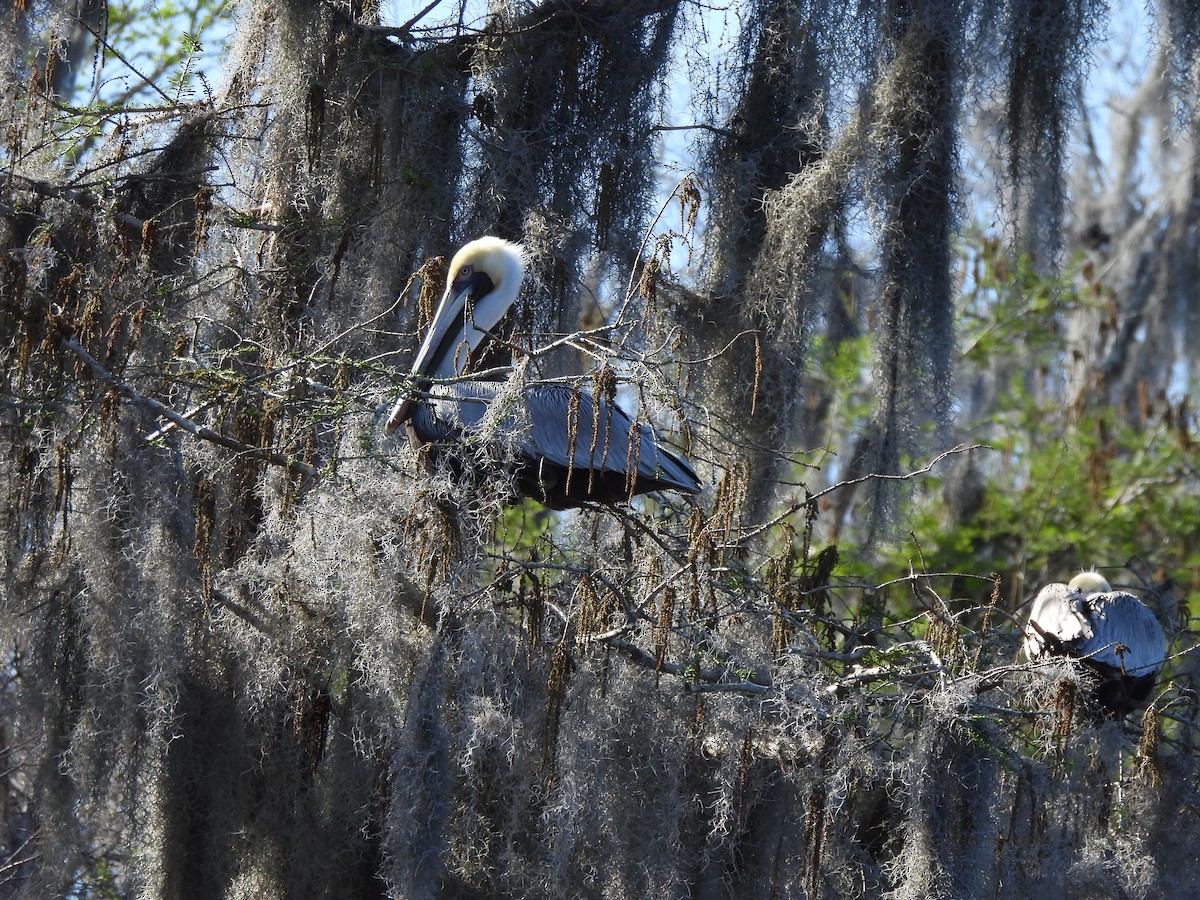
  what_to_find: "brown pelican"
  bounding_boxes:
[1024,571,1167,716]
[386,237,701,509]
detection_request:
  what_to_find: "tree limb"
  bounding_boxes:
[60,338,318,477]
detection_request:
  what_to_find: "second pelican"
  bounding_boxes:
[1024,570,1167,716]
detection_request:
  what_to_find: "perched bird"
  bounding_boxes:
[1024,571,1167,716]
[386,237,701,509]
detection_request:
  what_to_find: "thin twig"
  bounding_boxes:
[61,339,318,477]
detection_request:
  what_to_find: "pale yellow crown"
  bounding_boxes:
[1068,570,1112,595]
[446,236,525,292]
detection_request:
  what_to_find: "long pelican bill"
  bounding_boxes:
[386,271,487,433]
[387,237,526,434]
[408,268,494,384]
[386,397,417,432]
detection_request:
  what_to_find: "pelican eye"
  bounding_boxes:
[460,265,473,277]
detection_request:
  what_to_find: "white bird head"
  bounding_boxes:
[387,236,525,431]
[1068,571,1112,595]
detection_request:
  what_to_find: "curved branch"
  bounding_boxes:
[61,338,318,477]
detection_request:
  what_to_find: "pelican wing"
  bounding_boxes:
[524,384,699,493]
[409,380,700,501]
[1073,591,1167,677]
[410,380,506,440]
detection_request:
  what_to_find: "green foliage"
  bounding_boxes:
[2,0,233,172]
[883,234,1200,604]
[100,0,231,106]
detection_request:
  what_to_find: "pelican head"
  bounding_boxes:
[1068,571,1112,595]
[387,237,525,432]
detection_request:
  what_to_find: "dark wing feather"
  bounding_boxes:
[407,381,500,442]
[524,385,700,493]
[408,380,700,500]
[1073,591,1166,677]
[1025,583,1166,677]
